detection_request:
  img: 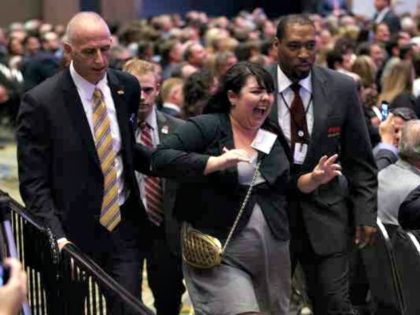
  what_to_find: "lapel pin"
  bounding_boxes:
[117,89,124,95]
[161,125,169,134]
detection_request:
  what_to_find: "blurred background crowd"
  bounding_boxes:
[0,0,419,147]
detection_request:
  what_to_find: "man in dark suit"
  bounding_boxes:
[317,0,349,17]
[373,0,401,33]
[17,12,149,314]
[269,15,378,314]
[160,77,184,119]
[123,59,185,315]
[373,108,417,170]
[21,31,61,92]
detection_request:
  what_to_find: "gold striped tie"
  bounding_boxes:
[92,88,121,231]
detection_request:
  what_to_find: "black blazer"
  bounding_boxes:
[377,9,401,33]
[374,147,398,171]
[399,184,420,230]
[151,113,290,242]
[17,68,149,252]
[155,110,184,255]
[269,65,378,255]
[160,105,183,119]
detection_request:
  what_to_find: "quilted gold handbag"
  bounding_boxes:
[181,161,261,269]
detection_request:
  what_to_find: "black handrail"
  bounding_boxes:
[376,218,407,315]
[0,189,155,315]
[393,229,420,315]
[61,243,154,314]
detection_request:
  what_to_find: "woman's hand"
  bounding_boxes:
[204,148,250,175]
[297,154,342,193]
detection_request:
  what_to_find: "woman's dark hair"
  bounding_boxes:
[204,61,274,114]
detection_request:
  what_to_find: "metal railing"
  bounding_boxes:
[0,189,154,315]
[363,218,406,315]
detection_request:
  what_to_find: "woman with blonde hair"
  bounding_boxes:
[378,60,419,117]
[351,55,377,90]
[351,55,381,145]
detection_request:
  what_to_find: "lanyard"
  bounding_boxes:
[279,89,313,117]
[279,90,312,141]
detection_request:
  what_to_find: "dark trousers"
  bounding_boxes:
[89,197,148,315]
[291,212,356,315]
[141,223,185,315]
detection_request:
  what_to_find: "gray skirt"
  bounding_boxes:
[183,205,291,315]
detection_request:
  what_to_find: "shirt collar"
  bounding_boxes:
[276,64,312,94]
[376,7,390,21]
[70,62,108,101]
[378,7,390,16]
[143,106,158,131]
[163,102,181,113]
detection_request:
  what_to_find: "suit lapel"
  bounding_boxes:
[268,65,280,127]
[268,65,293,162]
[156,110,170,141]
[259,141,288,185]
[217,115,238,186]
[62,70,100,167]
[304,67,329,166]
[107,70,132,157]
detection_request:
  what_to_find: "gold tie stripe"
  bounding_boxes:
[92,88,121,231]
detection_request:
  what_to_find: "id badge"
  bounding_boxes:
[293,143,308,165]
[251,129,277,154]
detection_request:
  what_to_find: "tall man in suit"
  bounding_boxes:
[269,15,378,314]
[17,12,150,314]
[160,77,184,119]
[373,0,401,33]
[123,59,185,315]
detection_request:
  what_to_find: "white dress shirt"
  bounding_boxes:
[69,62,127,206]
[276,65,314,148]
[162,102,181,114]
[374,7,390,24]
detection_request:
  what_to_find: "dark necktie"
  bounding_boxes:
[290,83,309,152]
[139,123,164,226]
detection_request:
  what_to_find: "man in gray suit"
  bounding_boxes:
[123,59,185,315]
[379,120,420,230]
[269,14,378,314]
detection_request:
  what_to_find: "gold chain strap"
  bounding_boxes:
[221,160,262,253]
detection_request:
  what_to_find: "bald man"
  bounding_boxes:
[17,12,150,314]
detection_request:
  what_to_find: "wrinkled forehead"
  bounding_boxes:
[73,32,112,49]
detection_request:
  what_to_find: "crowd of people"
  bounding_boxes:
[0,0,420,314]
